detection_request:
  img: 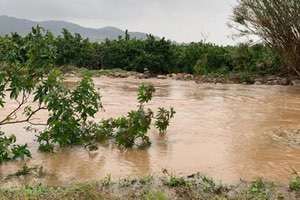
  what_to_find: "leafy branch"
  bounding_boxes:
[0,26,176,164]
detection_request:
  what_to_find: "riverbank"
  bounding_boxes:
[63,66,300,86]
[1,173,300,200]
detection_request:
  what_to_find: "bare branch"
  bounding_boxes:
[0,99,47,126]
[0,94,27,125]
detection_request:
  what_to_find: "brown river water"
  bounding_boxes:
[1,77,300,187]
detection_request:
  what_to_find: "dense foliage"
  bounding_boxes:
[0,26,175,163]
[1,27,282,76]
[90,32,282,76]
[230,0,300,76]
[193,43,281,76]
[0,26,57,161]
[100,32,175,74]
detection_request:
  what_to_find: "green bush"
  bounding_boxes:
[290,173,300,191]
[104,83,175,148]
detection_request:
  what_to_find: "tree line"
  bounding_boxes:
[1,27,283,76]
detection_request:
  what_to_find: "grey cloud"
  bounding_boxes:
[0,0,238,44]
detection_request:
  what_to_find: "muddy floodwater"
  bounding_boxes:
[1,77,300,187]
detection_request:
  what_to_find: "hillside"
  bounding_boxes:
[0,15,155,41]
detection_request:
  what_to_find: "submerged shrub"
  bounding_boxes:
[103,83,175,148]
[36,82,175,151]
[36,73,102,151]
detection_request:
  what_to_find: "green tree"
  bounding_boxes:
[194,44,232,75]
[173,42,205,73]
[55,29,98,69]
[0,26,102,158]
[142,35,175,74]
[0,26,56,162]
[99,34,175,74]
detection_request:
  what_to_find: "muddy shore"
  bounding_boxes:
[66,69,300,86]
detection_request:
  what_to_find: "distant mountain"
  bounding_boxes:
[0,15,157,41]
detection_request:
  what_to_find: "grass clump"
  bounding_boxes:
[240,177,275,200]
[143,190,168,200]
[290,172,300,191]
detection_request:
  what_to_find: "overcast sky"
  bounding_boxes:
[0,0,239,44]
